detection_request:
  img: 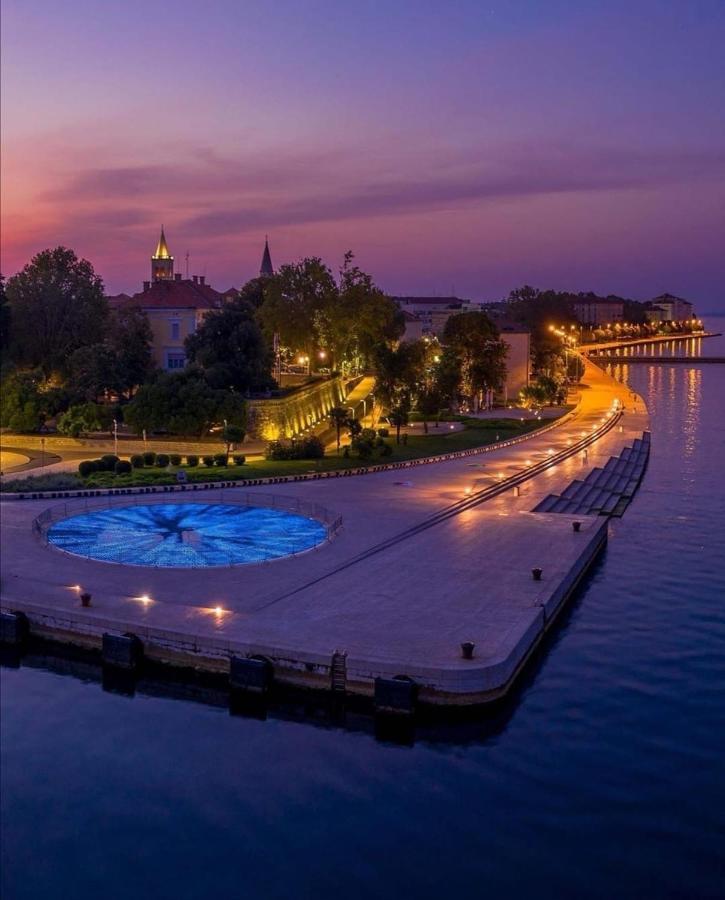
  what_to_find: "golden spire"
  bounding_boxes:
[153,225,172,260]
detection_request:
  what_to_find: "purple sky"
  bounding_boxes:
[2,0,724,308]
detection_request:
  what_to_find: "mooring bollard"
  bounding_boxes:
[374,675,418,716]
[572,521,582,532]
[102,632,143,671]
[0,611,29,646]
[532,567,543,581]
[230,655,273,695]
[461,641,475,660]
[513,485,520,497]
[80,592,92,608]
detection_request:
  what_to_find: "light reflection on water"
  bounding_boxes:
[2,329,725,900]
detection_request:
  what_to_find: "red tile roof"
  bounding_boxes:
[112,279,225,311]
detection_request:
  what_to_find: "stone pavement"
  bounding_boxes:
[0,358,649,702]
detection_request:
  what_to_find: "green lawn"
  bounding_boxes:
[1,416,558,492]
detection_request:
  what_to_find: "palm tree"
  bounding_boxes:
[329,406,348,451]
[389,405,408,445]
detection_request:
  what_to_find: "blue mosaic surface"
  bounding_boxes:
[47,503,327,567]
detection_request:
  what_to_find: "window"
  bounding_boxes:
[170,320,180,340]
[166,353,186,370]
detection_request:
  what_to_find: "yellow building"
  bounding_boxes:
[109,228,267,370]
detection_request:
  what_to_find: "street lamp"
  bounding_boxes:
[113,419,118,456]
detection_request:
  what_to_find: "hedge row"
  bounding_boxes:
[79,452,246,479]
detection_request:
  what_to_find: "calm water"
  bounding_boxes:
[2,320,725,900]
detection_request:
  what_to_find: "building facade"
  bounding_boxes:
[572,297,625,326]
[108,229,273,371]
[648,294,694,322]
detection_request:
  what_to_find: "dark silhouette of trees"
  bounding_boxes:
[185,298,274,393]
[328,405,348,450]
[6,247,108,377]
[442,312,507,409]
[124,368,246,438]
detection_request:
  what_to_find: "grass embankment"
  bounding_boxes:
[1,417,553,493]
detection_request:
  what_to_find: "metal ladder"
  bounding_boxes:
[330,651,347,694]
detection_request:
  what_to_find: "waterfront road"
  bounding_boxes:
[0,357,649,702]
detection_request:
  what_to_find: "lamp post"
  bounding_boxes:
[113,419,118,456]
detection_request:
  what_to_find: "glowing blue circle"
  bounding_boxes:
[47,502,328,567]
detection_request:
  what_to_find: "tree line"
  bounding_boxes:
[1,245,519,440]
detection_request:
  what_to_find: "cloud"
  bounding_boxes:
[179,143,725,236]
[33,139,725,247]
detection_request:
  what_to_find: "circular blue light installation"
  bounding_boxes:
[47,502,328,567]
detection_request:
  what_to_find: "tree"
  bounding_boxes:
[373,341,424,412]
[106,305,154,398]
[389,405,408,445]
[346,416,362,441]
[503,285,577,376]
[321,252,404,373]
[416,386,444,433]
[185,297,274,393]
[57,402,112,437]
[432,346,462,412]
[124,368,246,438]
[66,344,117,403]
[442,312,508,410]
[0,370,67,432]
[257,258,337,362]
[222,423,245,453]
[329,405,348,451]
[519,384,547,408]
[65,305,154,403]
[6,247,108,377]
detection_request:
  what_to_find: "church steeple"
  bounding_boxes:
[260,236,273,278]
[152,226,174,281]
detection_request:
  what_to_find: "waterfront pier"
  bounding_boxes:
[1,358,649,705]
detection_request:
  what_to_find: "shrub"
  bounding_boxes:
[266,436,324,461]
[57,402,110,438]
[114,460,132,475]
[99,454,119,471]
[379,442,393,457]
[300,436,324,459]
[352,438,374,460]
[143,451,156,466]
[214,453,228,467]
[361,428,377,442]
[186,454,199,467]
[232,454,246,466]
[203,455,215,467]
[155,454,170,468]
[130,454,145,468]
[377,427,389,438]
[169,454,182,466]
[78,459,99,478]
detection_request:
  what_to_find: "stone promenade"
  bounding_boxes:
[0,358,649,704]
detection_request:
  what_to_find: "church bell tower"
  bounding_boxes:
[151,226,174,281]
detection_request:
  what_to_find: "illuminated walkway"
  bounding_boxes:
[1,358,649,704]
